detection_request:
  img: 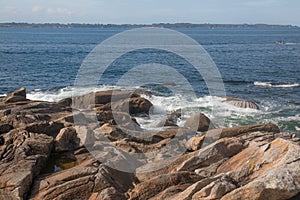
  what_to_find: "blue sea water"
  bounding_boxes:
[0,27,299,133]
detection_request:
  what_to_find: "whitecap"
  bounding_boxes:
[254,81,299,88]
[254,81,272,87]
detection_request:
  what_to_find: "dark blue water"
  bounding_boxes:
[0,27,299,133]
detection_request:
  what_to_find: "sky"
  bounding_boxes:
[0,0,299,25]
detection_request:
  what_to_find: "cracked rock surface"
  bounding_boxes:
[0,88,299,200]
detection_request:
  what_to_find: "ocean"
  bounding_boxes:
[0,27,299,134]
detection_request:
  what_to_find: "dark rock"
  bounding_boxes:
[0,123,13,134]
[57,97,72,107]
[0,136,4,145]
[157,113,179,127]
[25,121,64,137]
[2,88,27,103]
[184,112,213,132]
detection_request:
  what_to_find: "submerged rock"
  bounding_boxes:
[225,96,260,110]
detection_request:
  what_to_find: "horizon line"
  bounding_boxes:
[0,22,298,28]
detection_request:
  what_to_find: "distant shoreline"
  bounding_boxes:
[0,22,298,29]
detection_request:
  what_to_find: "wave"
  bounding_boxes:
[23,85,300,134]
[254,81,299,88]
[285,42,300,45]
[27,85,126,102]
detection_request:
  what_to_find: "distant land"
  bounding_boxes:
[0,22,298,29]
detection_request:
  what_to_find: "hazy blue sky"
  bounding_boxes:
[0,0,299,25]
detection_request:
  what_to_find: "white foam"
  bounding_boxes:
[27,85,124,102]
[254,81,299,88]
[254,81,272,87]
[25,85,299,133]
[273,83,299,88]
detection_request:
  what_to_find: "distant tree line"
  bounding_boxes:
[0,22,297,28]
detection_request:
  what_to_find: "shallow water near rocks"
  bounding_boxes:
[41,152,78,174]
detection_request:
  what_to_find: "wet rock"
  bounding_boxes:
[225,96,259,110]
[157,114,179,127]
[184,113,213,132]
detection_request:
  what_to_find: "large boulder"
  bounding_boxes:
[225,96,259,110]
[112,97,153,116]
[70,90,150,109]
[184,113,213,132]
[54,127,80,152]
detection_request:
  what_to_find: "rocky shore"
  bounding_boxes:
[0,88,299,200]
